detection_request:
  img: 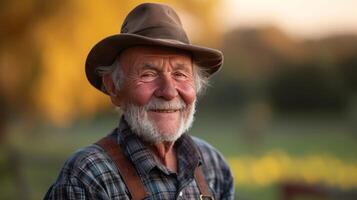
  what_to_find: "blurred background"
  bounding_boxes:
[1,0,357,199]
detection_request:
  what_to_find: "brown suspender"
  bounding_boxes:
[96,137,149,200]
[96,136,214,200]
[195,166,214,200]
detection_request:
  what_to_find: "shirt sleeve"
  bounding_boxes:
[44,176,88,200]
[44,171,112,200]
[219,157,235,200]
[44,146,112,200]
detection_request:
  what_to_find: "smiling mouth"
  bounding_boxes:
[150,109,180,113]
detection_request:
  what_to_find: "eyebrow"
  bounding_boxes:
[141,62,158,70]
[172,63,191,72]
[139,61,191,72]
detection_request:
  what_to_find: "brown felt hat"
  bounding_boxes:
[85,3,223,94]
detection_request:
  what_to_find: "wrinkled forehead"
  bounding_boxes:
[119,45,192,67]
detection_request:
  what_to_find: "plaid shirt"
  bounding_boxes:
[45,119,234,200]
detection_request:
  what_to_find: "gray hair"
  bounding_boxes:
[96,58,209,95]
[96,58,124,92]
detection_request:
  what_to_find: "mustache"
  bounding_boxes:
[144,97,186,111]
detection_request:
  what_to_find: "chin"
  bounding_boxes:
[123,99,196,144]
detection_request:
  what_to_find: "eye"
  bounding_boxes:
[141,71,158,82]
[173,71,188,80]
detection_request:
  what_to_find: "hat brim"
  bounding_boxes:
[85,33,223,94]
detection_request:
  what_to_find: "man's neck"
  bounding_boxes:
[149,141,177,173]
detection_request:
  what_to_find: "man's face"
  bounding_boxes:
[115,46,197,143]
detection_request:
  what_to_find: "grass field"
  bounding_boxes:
[1,111,356,200]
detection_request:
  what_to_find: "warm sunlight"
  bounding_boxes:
[220,0,357,39]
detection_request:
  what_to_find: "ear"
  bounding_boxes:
[102,74,122,106]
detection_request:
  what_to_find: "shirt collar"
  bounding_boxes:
[116,117,202,179]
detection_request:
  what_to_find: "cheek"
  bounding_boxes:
[177,82,196,105]
[128,83,157,106]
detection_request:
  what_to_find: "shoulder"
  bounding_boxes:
[191,136,228,167]
[59,144,116,180]
[45,144,128,199]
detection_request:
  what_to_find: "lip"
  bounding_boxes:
[149,109,180,113]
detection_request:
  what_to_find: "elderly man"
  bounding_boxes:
[45,3,234,200]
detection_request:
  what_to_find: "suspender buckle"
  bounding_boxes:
[200,195,214,200]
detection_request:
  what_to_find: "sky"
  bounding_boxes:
[219,0,357,39]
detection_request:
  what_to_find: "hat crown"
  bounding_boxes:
[120,3,189,43]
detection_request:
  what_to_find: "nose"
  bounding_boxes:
[154,74,178,100]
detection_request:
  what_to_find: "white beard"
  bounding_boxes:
[123,97,196,144]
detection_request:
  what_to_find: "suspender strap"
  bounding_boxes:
[96,135,213,200]
[96,136,149,200]
[195,166,215,200]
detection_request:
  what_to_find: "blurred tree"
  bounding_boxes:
[222,26,306,82]
[0,0,66,135]
[305,34,357,65]
[269,63,349,113]
[0,1,69,199]
[338,56,357,94]
[218,26,357,115]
